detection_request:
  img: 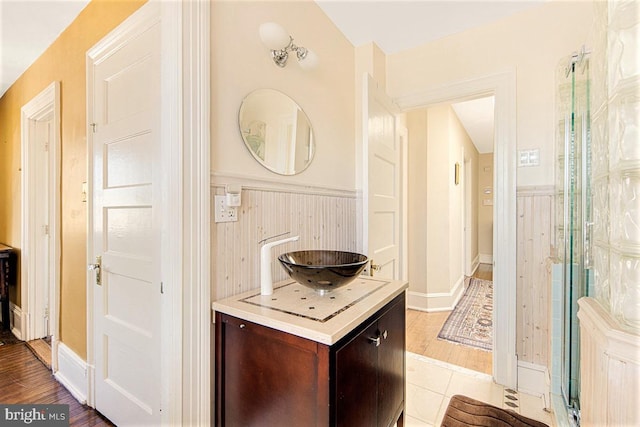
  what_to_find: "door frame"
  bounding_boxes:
[85,1,210,424]
[396,70,517,388]
[463,153,474,277]
[399,125,409,282]
[20,81,61,362]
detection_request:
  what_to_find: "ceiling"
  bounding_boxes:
[0,0,539,152]
[452,96,494,154]
[316,0,545,154]
[0,0,90,97]
[315,0,544,55]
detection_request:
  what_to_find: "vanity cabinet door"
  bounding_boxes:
[334,319,379,427]
[332,293,406,427]
[215,313,329,427]
[376,295,406,427]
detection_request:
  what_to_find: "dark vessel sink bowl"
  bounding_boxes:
[278,250,369,293]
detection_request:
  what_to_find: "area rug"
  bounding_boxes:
[437,277,493,351]
[441,395,549,427]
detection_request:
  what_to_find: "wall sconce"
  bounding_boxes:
[259,22,318,70]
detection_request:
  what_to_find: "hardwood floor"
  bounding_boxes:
[406,264,493,375]
[0,342,113,426]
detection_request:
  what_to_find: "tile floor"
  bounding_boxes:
[404,352,555,427]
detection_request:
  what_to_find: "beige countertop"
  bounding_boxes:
[212,276,408,345]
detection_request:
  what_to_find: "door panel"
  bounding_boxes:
[335,320,379,427]
[366,76,400,280]
[90,17,161,426]
[33,119,51,338]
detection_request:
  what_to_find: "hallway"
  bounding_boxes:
[0,337,113,426]
[406,264,493,375]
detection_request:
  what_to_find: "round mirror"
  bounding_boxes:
[239,89,315,175]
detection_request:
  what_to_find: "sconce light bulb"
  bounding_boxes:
[259,22,290,50]
[297,48,319,70]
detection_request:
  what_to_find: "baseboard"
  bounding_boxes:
[54,342,88,404]
[9,302,24,340]
[517,360,549,403]
[469,255,480,277]
[479,253,493,264]
[407,275,465,312]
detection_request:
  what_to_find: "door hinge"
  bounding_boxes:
[90,123,97,133]
[43,225,49,235]
[160,282,164,294]
[44,143,49,152]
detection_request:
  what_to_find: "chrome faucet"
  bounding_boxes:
[260,233,299,295]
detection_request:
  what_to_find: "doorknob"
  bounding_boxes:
[370,260,381,276]
[88,255,102,286]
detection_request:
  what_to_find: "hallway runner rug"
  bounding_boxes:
[437,277,493,351]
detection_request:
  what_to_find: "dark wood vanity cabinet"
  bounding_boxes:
[215,292,406,427]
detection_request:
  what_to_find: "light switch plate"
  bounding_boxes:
[518,149,540,167]
[214,195,238,223]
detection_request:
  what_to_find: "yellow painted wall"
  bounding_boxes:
[0,0,146,359]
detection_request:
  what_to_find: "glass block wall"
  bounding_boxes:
[591,0,640,330]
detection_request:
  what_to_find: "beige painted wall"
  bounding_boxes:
[210,0,355,191]
[386,1,593,188]
[406,110,428,295]
[0,0,146,359]
[478,153,494,260]
[407,105,478,301]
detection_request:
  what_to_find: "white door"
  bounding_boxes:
[33,118,51,338]
[364,76,400,279]
[89,15,162,426]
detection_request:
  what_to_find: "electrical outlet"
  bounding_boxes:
[214,195,238,223]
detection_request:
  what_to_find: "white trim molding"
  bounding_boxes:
[211,171,357,199]
[407,275,465,312]
[479,253,493,264]
[470,255,480,276]
[9,302,24,340]
[171,0,211,425]
[55,342,88,405]
[517,361,550,403]
[516,185,555,197]
[396,69,518,388]
[20,81,61,343]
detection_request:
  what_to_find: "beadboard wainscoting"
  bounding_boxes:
[211,174,358,301]
[516,186,553,365]
[516,186,554,397]
[578,297,640,426]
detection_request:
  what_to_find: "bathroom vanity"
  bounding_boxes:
[212,276,408,427]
